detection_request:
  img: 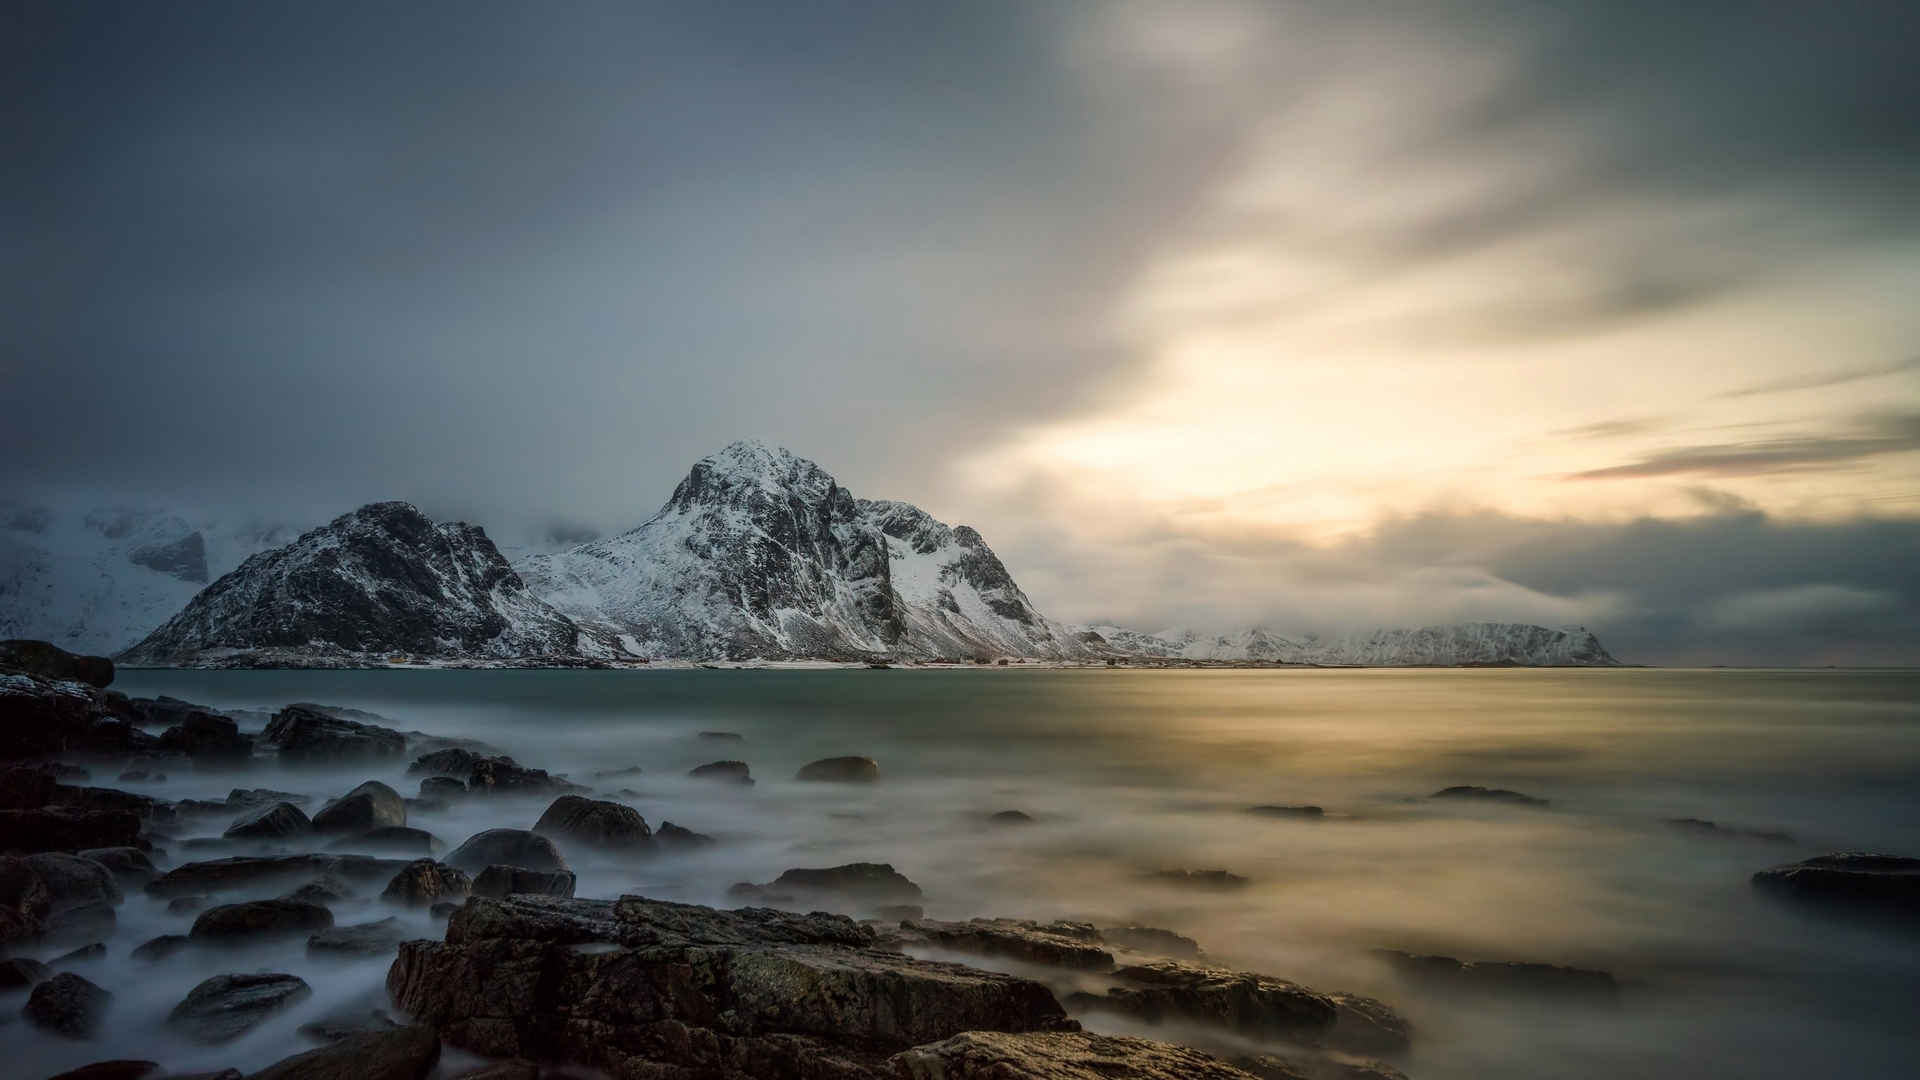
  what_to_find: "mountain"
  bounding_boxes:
[0,502,297,654]
[120,502,597,666]
[519,441,1084,660]
[1075,622,1620,666]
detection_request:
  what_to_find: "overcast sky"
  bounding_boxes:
[5,1,1918,663]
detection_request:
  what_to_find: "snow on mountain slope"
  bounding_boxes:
[120,502,598,666]
[519,441,1084,660]
[0,502,297,654]
[1075,622,1620,666]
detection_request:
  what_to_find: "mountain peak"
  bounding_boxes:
[665,441,844,516]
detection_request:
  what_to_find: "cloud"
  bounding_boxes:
[1552,417,1670,441]
[1714,356,1920,400]
[1705,585,1901,632]
[1566,412,1920,480]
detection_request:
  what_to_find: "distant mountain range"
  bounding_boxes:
[43,440,1621,667]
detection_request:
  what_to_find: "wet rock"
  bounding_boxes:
[892,1030,1261,1080]
[146,854,410,898]
[0,955,50,990]
[249,1024,441,1080]
[1233,1053,1410,1080]
[1751,852,1920,917]
[41,1061,161,1080]
[312,781,406,833]
[470,865,576,900]
[0,671,126,758]
[466,759,580,796]
[1067,960,1339,1047]
[1,853,121,945]
[297,1002,400,1043]
[1324,992,1413,1055]
[654,821,714,850]
[261,705,407,765]
[132,934,192,963]
[1102,926,1203,959]
[223,801,313,841]
[796,755,879,783]
[1147,869,1250,889]
[1666,817,1794,842]
[0,640,113,688]
[1430,785,1548,807]
[48,784,172,824]
[531,795,652,851]
[905,918,1115,970]
[418,776,465,800]
[0,763,60,809]
[167,972,312,1043]
[308,916,410,957]
[0,807,141,853]
[591,765,645,781]
[407,748,495,777]
[327,826,439,856]
[381,859,472,907]
[688,759,753,785]
[445,829,567,874]
[50,942,106,966]
[157,710,253,764]
[23,971,110,1038]
[989,809,1035,825]
[115,768,164,783]
[1247,805,1325,819]
[283,874,355,905]
[729,862,923,913]
[74,847,155,885]
[190,899,334,942]
[1377,949,1617,1000]
[386,895,1072,1077]
[225,788,309,811]
[167,895,208,914]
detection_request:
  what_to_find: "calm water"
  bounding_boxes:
[28,667,1920,1079]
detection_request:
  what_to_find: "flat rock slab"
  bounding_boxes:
[1067,960,1340,1047]
[1377,949,1617,1000]
[168,972,312,1043]
[892,1030,1261,1080]
[901,918,1116,971]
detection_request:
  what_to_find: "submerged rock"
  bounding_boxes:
[893,1030,1260,1080]
[380,859,472,907]
[74,846,156,885]
[1247,805,1325,819]
[1147,869,1250,889]
[654,821,715,850]
[190,898,334,942]
[1102,925,1204,959]
[418,776,465,800]
[0,955,51,990]
[688,759,753,785]
[470,865,576,900]
[312,780,407,833]
[445,829,568,874]
[1751,852,1920,917]
[1430,785,1548,806]
[989,809,1035,825]
[407,748,496,777]
[156,709,252,764]
[41,1061,162,1080]
[223,801,313,840]
[730,862,923,913]
[146,854,409,898]
[796,755,880,783]
[1377,949,1617,1000]
[1666,817,1793,842]
[131,934,192,963]
[24,971,111,1038]
[167,972,312,1043]
[465,758,580,796]
[532,795,652,851]
[261,705,407,765]
[0,807,141,853]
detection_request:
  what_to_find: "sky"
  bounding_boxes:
[4,1,1918,664]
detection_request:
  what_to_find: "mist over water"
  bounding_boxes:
[24,668,1920,1079]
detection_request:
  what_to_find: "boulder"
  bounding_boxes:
[1430,785,1548,807]
[1147,869,1249,889]
[1376,949,1617,1000]
[445,829,567,873]
[23,971,110,1038]
[531,795,652,850]
[48,783,171,823]
[654,821,715,850]
[380,859,472,907]
[75,847,156,884]
[0,807,141,853]
[989,810,1035,825]
[0,671,123,758]
[386,895,1073,1078]
[1247,805,1325,820]
[223,801,313,841]
[249,1024,441,1080]
[308,916,410,956]
[226,787,309,810]
[283,874,356,905]
[466,758,580,796]
[157,710,253,764]
[297,1001,401,1043]
[407,747,496,777]
[167,972,312,1043]
[327,826,439,856]
[470,865,576,900]
[1066,960,1339,1047]
[50,942,106,966]
[904,918,1115,970]
[261,705,406,765]
[2,853,121,944]
[167,895,209,914]
[892,1030,1261,1080]
[1751,852,1920,917]
[311,780,406,833]
[190,899,334,941]
[418,776,465,800]
[796,755,880,783]
[146,854,410,898]
[0,955,50,990]
[131,934,192,963]
[729,862,923,913]
[688,760,753,785]
[0,640,112,688]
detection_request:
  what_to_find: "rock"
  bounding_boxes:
[0,807,141,853]
[46,783,170,822]
[429,901,459,919]
[224,801,314,841]
[1666,817,1794,842]
[654,821,714,850]
[190,899,334,942]
[381,859,472,907]
[470,865,576,900]
[1247,805,1325,819]
[312,781,407,833]
[730,862,923,913]
[50,942,106,966]
[418,776,465,800]
[465,758,580,796]
[1751,852,1920,917]
[989,810,1035,825]
[1324,992,1412,1055]
[891,1030,1261,1080]
[1376,949,1617,999]
[74,847,155,884]
[297,1002,400,1043]
[283,874,356,905]
[688,759,753,785]
[531,795,652,851]
[445,1063,537,1080]
[591,765,645,780]
[225,788,309,810]
[157,710,253,764]
[308,916,410,956]
[42,1061,161,1080]
[131,934,192,963]
[904,918,1115,970]
[249,1024,441,1080]
[0,671,129,759]
[445,829,567,873]
[167,972,312,1043]
[0,955,50,990]
[1147,869,1250,889]
[146,854,410,898]
[1067,960,1339,1047]
[116,769,163,783]
[327,826,439,856]
[387,895,1073,1077]
[796,755,879,783]
[407,748,496,777]
[874,904,925,921]
[261,705,407,765]
[1,853,121,944]
[167,895,208,914]
[1233,1053,1412,1080]
[23,971,110,1038]
[1430,785,1548,806]
[0,640,113,688]
[0,764,60,809]
[1102,926,1203,959]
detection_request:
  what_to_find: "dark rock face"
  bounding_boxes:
[532,795,652,850]
[1430,785,1548,806]
[118,501,588,665]
[466,758,580,796]
[167,972,312,1043]
[0,764,59,809]
[190,899,335,941]
[224,787,308,810]
[1750,852,1920,918]
[655,821,715,850]
[24,971,111,1038]
[0,639,114,688]
[0,671,135,759]
[223,801,313,840]
[308,916,410,956]
[1148,869,1250,889]
[145,854,409,898]
[730,862,924,913]
[156,709,252,764]
[312,780,407,833]
[0,806,142,853]
[470,865,576,900]
[380,859,472,907]
[418,776,465,800]
[1248,805,1325,819]
[446,829,568,873]
[42,1060,162,1080]
[328,825,439,856]
[249,1024,441,1080]
[796,755,880,783]
[903,918,1116,970]
[386,895,1073,1078]
[130,529,209,583]
[407,748,492,777]
[261,706,407,765]
[50,942,106,966]
[1376,949,1617,1000]
[0,955,51,989]
[1067,961,1341,1047]
[688,759,753,784]
[892,1030,1261,1080]
[1,853,122,945]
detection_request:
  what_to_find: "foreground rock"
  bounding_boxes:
[261,705,407,765]
[531,795,653,851]
[0,640,114,687]
[730,862,923,914]
[1068,959,1409,1055]
[0,806,141,853]
[40,1061,164,1080]
[445,829,568,873]
[796,755,880,783]
[190,899,334,942]
[250,1024,440,1080]
[893,1030,1260,1080]
[156,708,253,764]
[1377,949,1615,1000]
[167,972,312,1043]
[471,865,576,899]
[380,859,472,907]
[312,780,407,833]
[24,971,111,1038]
[1430,785,1547,807]
[901,918,1116,970]
[223,801,313,841]
[1,852,122,945]
[0,669,137,759]
[388,895,1074,1079]
[1751,852,1920,918]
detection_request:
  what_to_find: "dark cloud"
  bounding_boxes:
[1715,357,1920,400]
[1566,412,1920,480]
[1552,417,1670,441]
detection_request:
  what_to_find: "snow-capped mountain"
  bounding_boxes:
[0,502,298,654]
[120,502,597,666]
[1075,622,1619,666]
[519,441,1084,660]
